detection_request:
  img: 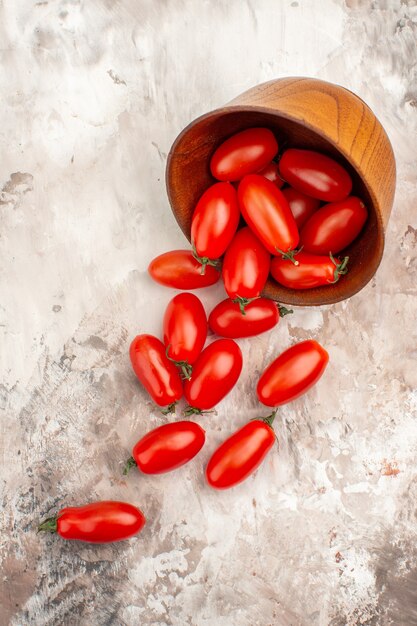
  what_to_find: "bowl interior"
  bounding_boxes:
[166,108,384,306]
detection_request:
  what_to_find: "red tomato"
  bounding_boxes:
[300,196,367,254]
[191,182,240,263]
[238,175,300,262]
[210,128,278,182]
[222,227,270,311]
[258,161,285,188]
[279,149,352,202]
[163,293,207,378]
[282,186,321,229]
[257,340,329,406]
[129,334,183,409]
[148,250,220,290]
[38,501,146,543]
[271,252,349,290]
[124,421,205,475]
[209,298,291,339]
[184,339,242,412]
[206,412,277,489]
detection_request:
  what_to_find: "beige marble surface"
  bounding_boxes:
[1,1,417,624]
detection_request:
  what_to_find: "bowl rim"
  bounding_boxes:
[166,102,386,305]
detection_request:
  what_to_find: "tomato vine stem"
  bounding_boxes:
[278,304,293,317]
[183,406,214,417]
[161,401,177,415]
[232,296,258,315]
[38,516,58,534]
[276,247,302,265]
[123,456,138,476]
[328,253,349,283]
[191,244,221,275]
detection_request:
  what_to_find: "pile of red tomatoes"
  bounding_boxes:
[38,128,367,544]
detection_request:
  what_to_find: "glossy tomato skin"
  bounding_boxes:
[148,250,220,290]
[57,502,146,543]
[208,298,279,338]
[258,161,285,188]
[238,175,299,255]
[279,149,352,202]
[206,420,275,489]
[210,128,278,182]
[132,421,205,474]
[270,252,346,290]
[257,340,329,407]
[222,227,271,299]
[163,293,207,365]
[130,334,183,407]
[184,339,243,410]
[282,186,321,230]
[300,196,367,254]
[191,183,240,259]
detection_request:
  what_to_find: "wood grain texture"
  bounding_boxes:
[166,77,396,306]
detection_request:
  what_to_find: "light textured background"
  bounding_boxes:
[1,1,416,624]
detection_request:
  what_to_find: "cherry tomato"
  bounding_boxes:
[206,411,277,489]
[163,293,207,378]
[184,339,243,412]
[279,149,352,202]
[282,186,321,229]
[300,196,367,254]
[258,161,285,188]
[257,340,329,406]
[191,182,240,264]
[148,250,220,290]
[238,175,299,261]
[209,298,291,339]
[222,227,270,312]
[38,501,146,543]
[270,251,349,290]
[210,127,278,182]
[124,421,205,475]
[130,334,183,409]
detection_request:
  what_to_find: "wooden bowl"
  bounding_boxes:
[166,77,396,306]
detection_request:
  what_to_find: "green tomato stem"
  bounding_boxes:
[38,516,58,534]
[278,304,293,317]
[123,456,137,476]
[165,345,193,380]
[183,406,214,417]
[161,401,177,416]
[191,244,221,275]
[328,253,349,283]
[231,296,258,315]
[276,247,302,265]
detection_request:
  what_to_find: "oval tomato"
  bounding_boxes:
[38,501,146,543]
[129,334,183,409]
[184,339,243,412]
[300,196,367,254]
[191,182,240,263]
[209,298,289,338]
[206,413,277,489]
[257,340,329,406]
[238,175,300,261]
[222,227,270,311]
[124,421,205,475]
[270,251,349,290]
[163,293,207,378]
[279,149,352,202]
[148,250,220,290]
[210,128,278,182]
[258,161,285,188]
[282,186,321,229]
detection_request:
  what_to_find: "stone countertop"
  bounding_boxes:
[1,1,417,625]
